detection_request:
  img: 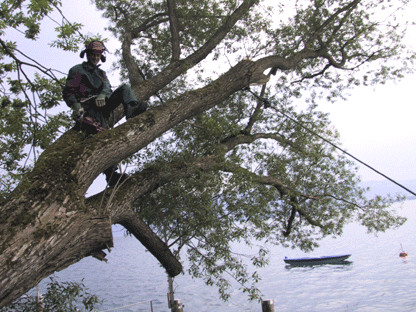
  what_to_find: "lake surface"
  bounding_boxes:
[35,200,416,311]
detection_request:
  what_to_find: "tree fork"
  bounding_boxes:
[0,127,183,307]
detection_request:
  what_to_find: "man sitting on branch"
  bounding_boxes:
[63,40,147,186]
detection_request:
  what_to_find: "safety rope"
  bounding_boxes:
[243,87,416,197]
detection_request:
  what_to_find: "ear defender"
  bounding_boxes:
[80,41,107,60]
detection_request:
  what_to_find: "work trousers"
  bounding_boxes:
[84,84,147,129]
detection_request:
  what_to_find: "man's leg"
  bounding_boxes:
[104,84,147,119]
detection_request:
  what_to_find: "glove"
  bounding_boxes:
[96,94,106,107]
[71,102,84,120]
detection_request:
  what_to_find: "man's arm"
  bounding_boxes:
[63,66,82,108]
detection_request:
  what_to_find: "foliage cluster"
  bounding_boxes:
[0,279,100,312]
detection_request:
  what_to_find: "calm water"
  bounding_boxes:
[36,200,416,311]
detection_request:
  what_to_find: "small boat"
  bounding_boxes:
[283,254,351,265]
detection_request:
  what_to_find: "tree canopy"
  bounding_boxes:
[0,0,414,306]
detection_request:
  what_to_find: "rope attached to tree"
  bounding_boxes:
[243,87,416,197]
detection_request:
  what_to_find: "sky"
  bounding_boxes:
[6,0,416,186]
[319,75,416,183]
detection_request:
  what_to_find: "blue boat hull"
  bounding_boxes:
[284,254,351,265]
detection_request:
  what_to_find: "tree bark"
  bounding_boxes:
[0,198,113,306]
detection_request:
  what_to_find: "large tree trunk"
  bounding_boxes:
[0,129,183,307]
[0,199,113,306]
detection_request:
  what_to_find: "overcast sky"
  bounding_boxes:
[319,75,416,183]
[8,0,416,186]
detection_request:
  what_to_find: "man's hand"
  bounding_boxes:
[71,102,84,120]
[96,95,106,107]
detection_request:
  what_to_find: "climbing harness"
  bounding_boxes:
[243,87,416,197]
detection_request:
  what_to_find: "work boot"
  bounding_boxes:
[104,166,128,187]
[125,101,147,119]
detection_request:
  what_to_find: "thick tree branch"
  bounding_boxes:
[243,78,269,134]
[167,0,181,62]
[295,205,324,228]
[283,198,324,236]
[120,13,170,85]
[115,211,182,276]
[121,30,143,87]
[283,205,297,236]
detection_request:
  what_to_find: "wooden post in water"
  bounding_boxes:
[262,299,275,312]
[167,275,174,309]
[167,275,184,312]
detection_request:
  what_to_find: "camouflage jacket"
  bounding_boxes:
[63,61,112,108]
